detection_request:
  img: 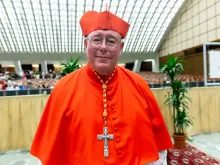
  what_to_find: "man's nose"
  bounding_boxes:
[100,40,108,50]
[101,40,108,46]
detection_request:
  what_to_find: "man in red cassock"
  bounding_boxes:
[31,9,173,165]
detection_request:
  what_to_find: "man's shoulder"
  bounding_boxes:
[118,66,147,84]
[56,67,84,87]
[51,67,84,96]
[118,66,150,94]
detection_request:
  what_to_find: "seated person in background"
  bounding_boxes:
[6,80,14,91]
[12,81,20,90]
[38,81,46,89]
[18,82,26,90]
[26,81,34,90]
[0,77,7,90]
[39,73,46,79]
[45,73,51,79]
[26,71,31,79]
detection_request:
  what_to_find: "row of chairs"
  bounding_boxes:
[137,72,220,84]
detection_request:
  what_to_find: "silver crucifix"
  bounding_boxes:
[97,127,114,158]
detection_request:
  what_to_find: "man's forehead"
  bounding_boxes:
[88,30,121,38]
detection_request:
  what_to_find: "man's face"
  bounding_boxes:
[84,30,124,75]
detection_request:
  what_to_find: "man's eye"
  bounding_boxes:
[92,38,101,42]
[107,40,116,44]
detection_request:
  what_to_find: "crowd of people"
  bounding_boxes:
[1,68,220,91]
[0,70,59,91]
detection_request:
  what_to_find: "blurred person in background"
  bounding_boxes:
[6,80,14,91]
[12,81,20,90]
[26,81,34,90]
[18,82,26,90]
[38,81,46,89]
[0,77,7,90]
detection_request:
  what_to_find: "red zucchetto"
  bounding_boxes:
[79,10,130,38]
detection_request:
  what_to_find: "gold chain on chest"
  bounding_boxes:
[91,67,116,126]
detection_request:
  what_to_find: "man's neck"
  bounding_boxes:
[96,69,115,82]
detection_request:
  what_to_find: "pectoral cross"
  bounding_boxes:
[97,127,114,158]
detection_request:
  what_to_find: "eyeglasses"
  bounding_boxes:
[86,37,121,50]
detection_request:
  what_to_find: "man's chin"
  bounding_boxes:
[94,63,115,75]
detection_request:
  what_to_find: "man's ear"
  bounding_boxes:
[120,42,124,51]
[84,40,88,48]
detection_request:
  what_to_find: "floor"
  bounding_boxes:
[187,132,220,161]
[0,132,219,165]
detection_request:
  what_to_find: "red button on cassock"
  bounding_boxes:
[118,150,122,155]
[111,107,115,110]
[112,117,117,120]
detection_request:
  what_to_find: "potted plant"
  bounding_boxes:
[60,56,81,76]
[160,54,193,149]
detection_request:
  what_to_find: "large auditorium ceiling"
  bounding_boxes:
[0,0,185,54]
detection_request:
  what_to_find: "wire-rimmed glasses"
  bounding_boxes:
[85,36,121,50]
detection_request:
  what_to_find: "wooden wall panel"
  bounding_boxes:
[1,67,15,73]
[159,53,203,76]
[183,53,203,75]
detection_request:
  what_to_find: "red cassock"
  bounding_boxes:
[31,64,173,165]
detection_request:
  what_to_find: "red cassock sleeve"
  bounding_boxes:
[139,79,173,151]
[30,88,73,165]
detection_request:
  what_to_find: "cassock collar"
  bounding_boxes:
[84,63,118,86]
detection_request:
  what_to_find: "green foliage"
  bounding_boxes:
[34,71,41,75]
[160,54,193,135]
[60,56,81,76]
[160,54,185,84]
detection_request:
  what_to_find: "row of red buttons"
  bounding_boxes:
[109,99,122,155]
[116,135,122,155]
[106,87,122,155]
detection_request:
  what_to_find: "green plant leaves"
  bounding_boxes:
[160,54,185,84]
[60,56,81,76]
[160,54,193,134]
